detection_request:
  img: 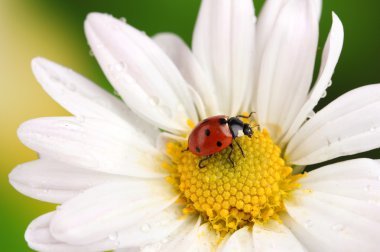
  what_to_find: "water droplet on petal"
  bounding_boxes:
[113,89,121,98]
[321,91,327,98]
[305,219,313,228]
[95,43,104,49]
[113,240,120,248]
[149,96,160,106]
[327,80,333,87]
[141,223,151,232]
[77,115,86,123]
[119,17,127,23]
[115,62,126,71]
[89,50,94,57]
[160,105,172,118]
[108,62,127,74]
[153,242,162,250]
[93,98,109,109]
[306,111,315,120]
[331,224,345,232]
[108,232,119,241]
[365,185,372,192]
[65,82,76,92]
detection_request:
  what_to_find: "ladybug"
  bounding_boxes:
[187,112,256,168]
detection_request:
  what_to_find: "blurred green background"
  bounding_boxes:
[1,0,380,251]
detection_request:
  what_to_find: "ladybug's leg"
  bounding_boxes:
[228,144,235,168]
[199,155,211,169]
[234,139,245,158]
[236,112,255,119]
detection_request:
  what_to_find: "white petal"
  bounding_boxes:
[85,13,197,134]
[217,227,253,252]
[254,0,320,140]
[192,0,256,115]
[115,204,193,248]
[281,13,344,145]
[25,212,116,252]
[31,57,159,142]
[252,221,306,252]
[154,33,218,117]
[298,158,380,211]
[18,117,166,178]
[50,181,178,245]
[284,159,380,251]
[9,159,133,204]
[142,216,202,252]
[286,84,380,165]
[285,197,380,250]
[190,224,218,252]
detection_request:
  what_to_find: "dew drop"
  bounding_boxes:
[77,115,86,123]
[364,185,372,192]
[153,242,162,250]
[119,17,127,23]
[50,75,61,82]
[370,127,377,132]
[115,62,126,71]
[113,89,121,98]
[65,82,76,92]
[327,80,333,87]
[142,244,155,252]
[160,105,173,118]
[306,111,315,120]
[89,50,94,57]
[331,224,345,232]
[321,91,327,98]
[305,219,313,228]
[40,179,47,187]
[141,223,151,232]
[108,232,119,241]
[149,96,160,106]
[113,240,120,248]
[93,97,111,109]
[108,62,126,73]
[95,43,104,49]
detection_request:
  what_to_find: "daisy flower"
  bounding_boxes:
[10,0,380,251]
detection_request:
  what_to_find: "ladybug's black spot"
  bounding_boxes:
[196,146,201,153]
[216,141,223,147]
[205,129,211,136]
[219,118,227,125]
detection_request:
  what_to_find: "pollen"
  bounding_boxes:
[165,127,303,235]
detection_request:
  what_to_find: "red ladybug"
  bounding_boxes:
[187,113,256,168]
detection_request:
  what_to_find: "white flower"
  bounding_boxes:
[10,0,380,251]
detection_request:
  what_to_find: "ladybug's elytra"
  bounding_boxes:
[187,113,256,168]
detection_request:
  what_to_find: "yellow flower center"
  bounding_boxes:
[164,124,302,236]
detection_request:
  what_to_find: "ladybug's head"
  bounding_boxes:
[243,124,253,138]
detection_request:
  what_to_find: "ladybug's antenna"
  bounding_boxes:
[199,155,212,168]
[236,112,255,120]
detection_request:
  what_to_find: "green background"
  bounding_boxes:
[1,0,380,251]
